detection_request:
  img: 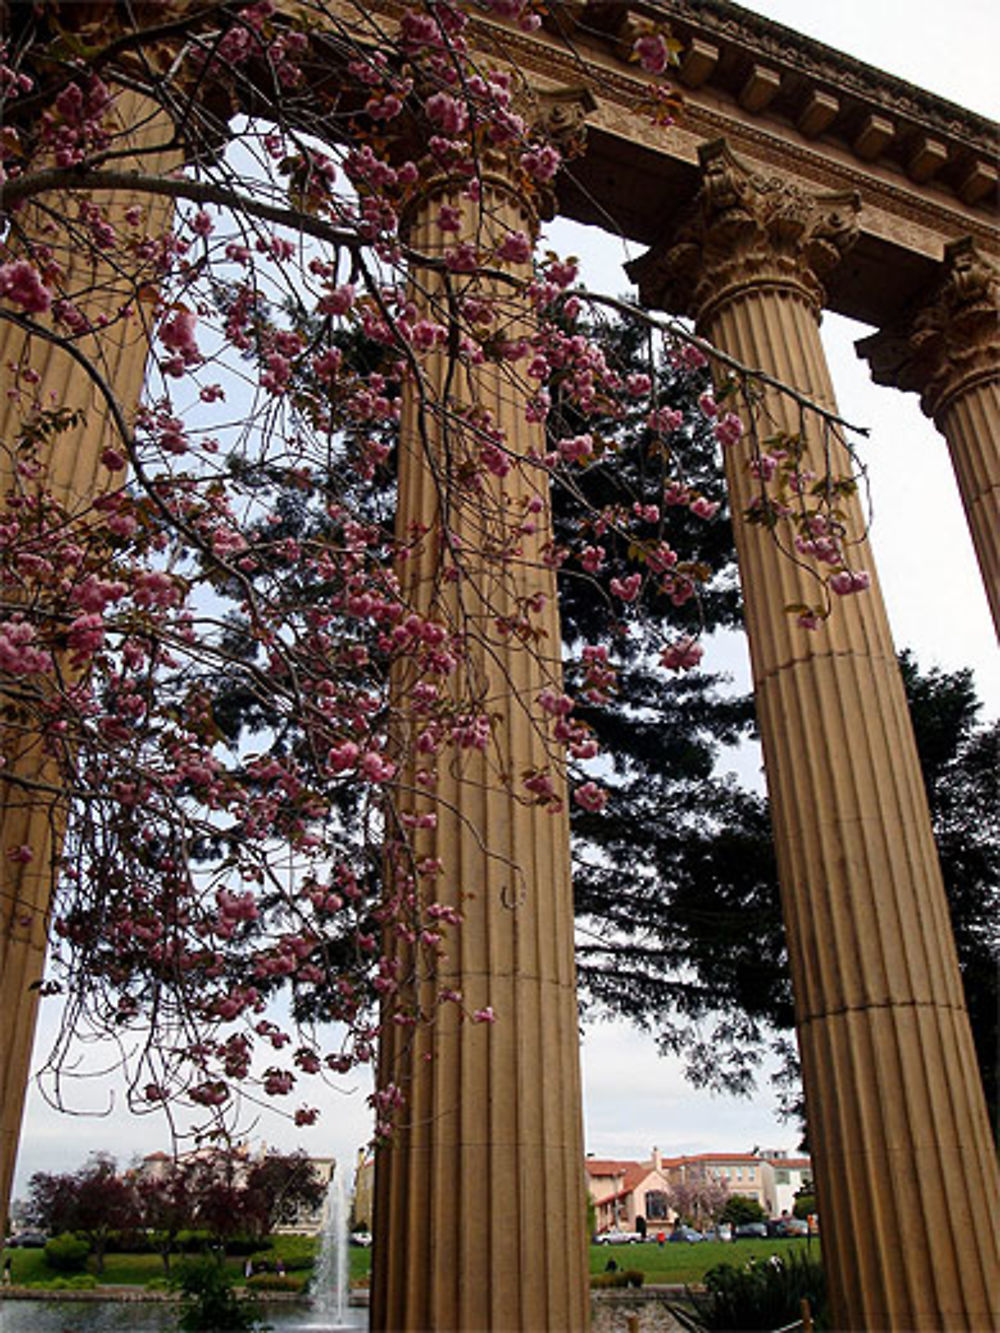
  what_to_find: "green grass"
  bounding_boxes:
[589,1238,821,1286]
[3,1237,813,1291]
[2,1235,373,1290]
[2,1246,245,1287]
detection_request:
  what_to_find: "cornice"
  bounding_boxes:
[675,98,998,254]
[653,0,995,154]
[476,16,999,260]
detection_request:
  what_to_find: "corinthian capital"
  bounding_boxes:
[855,238,1000,421]
[628,139,860,325]
[398,82,595,228]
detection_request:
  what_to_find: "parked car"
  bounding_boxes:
[668,1226,704,1243]
[733,1221,768,1239]
[773,1216,809,1238]
[7,1232,47,1248]
[350,1230,373,1247]
[594,1229,642,1245]
[702,1224,733,1242]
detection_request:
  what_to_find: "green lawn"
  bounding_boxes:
[1,1235,374,1290]
[3,1236,815,1291]
[589,1238,820,1286]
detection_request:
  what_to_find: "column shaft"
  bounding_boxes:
[371,177,588,1331]
[856,237,1000,638]
[704,282,999,1331]
[937,378,1000,632]
[0,93,174,1227]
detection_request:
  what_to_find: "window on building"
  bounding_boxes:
[645,1190,668,1220]
[775,1169,790,1185]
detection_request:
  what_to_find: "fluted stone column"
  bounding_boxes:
[0,92,175,1229]
[857,238,1000,637]
[371,99,591,1333]
[629,140,1000,1331]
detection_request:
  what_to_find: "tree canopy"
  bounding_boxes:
[0,0,899,1159]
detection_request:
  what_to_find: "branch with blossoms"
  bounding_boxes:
[0,0,875,1148]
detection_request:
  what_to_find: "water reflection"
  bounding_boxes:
[0,1299,368,1331]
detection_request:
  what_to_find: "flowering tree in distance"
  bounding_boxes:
[0,0,875,1239]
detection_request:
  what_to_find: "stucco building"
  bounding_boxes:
[586,1147,813,1230]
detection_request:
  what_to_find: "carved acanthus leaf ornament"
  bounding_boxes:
[628,138,860,325]
[856,237,1000,421]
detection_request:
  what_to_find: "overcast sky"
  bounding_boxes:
[12,1,999,1199]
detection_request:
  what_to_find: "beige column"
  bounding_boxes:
[857,238,1000,637]
[371,100,591,1333]
[0,92,174,1229]
[630,140,1000,1331]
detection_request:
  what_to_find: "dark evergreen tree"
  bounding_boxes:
[204,301,998,1126]
[897,650,999,1131]
[548,310,997,1130]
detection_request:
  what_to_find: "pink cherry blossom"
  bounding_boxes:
[0,260,52,313]
[714,412,744,447]
[660,637,704,671]
[574,781,608,813]
[633,32,671,75]
[830,569,871,596]
[690,496,720,520]
[159,309,201,365]
[497,230,532,264]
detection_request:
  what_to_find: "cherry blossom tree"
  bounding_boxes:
[667,1167,730,1232]
[0,0,871,1164]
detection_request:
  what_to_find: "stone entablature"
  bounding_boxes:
[468,1,997,329]
[541,1,996,202]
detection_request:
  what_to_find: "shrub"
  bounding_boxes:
[590,1270,644,1289]
[687,1252,827,1330]
[246,1272,306,1293]
[720,1196,767,1226]
[104,1227,154,1253]
[176,1230,213,1254]
[268,1235,317,1272]
[175,1258,265,1332]
[44,1234,90,1273]
[253,1244,314,1274]
[224,1236,264,1257]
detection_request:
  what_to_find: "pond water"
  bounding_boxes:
[0,1299,368,1332]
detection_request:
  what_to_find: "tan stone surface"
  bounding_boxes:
[0,93,174,1230]
[630,141,1000,1331]
[857,239,1000,636]
[371,157,588,1330]
[939,377,1000,634]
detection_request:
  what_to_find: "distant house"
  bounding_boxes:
[352,1149,374,1231]
[585,1148,677,1234]
[585,1146,813,1227]
[761,1150,813,1217]
[672,1152,775,1215]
